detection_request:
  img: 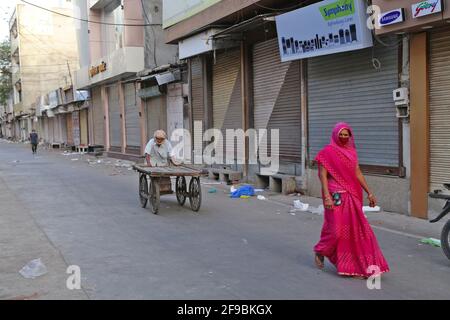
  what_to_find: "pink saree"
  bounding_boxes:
[313,123,389,277]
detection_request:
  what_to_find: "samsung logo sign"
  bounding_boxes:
[379,8,405,26]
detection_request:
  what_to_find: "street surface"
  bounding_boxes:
[1,140,449,300]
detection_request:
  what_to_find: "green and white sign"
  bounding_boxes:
[163,0,221,29]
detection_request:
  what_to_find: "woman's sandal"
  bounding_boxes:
[314,254,325,269]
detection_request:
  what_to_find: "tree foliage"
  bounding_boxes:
[0,40,12,106]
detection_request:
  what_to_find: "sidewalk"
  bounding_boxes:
[0,167,88,300]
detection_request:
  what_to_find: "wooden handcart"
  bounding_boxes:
[133,164,203,214]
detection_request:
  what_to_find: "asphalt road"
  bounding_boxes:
[1,140,449,300]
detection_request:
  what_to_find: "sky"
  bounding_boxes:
[0,1,15,41]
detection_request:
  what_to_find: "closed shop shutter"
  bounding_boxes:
[43,117,48,142]
[308,38,399,167]
[60,114,67,144]
[146,96,167,142]
[108,84,122,149]
[212,48,242,163]
[92,87,105,146]
[191,57,204,160]
[48,117,55,143]
[429,28,450,192]
[73,111,81,146]
[124,82,140,149]
[54,115,61,143]
[80,109,88,145]
[67,113,73,145]
[253,38,301,162]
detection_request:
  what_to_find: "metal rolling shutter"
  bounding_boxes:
[80,109,88,145]
[43,117,48,142]
[48,118,55,143]
[60,114,67,144]
[253,38,301,162]
[212,48,242,162]
[108,84,122,148]
[146,96,167,142]
[66,113,73,145]
[92,87,104,146]
[191,57,204,160]
[308,39,399,166]
[124,82,140,147]
[429,28,450,192]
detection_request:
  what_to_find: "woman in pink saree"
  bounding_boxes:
[313,122,389,278]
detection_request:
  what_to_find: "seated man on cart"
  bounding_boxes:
[144,130,178,192]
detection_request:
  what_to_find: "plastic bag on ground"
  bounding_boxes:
[420,238,441,247]
[19,258,48,279]
[293,200,309,211]
[363,206,381,212]
[257,195,266,200]
[309,205,325,215]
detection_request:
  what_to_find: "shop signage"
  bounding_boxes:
[412,0,443,18]
[89,61,107,78]
[379,8,405,26]
[276,0,373,62]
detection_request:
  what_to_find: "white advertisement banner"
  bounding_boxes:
[276,0,373,62]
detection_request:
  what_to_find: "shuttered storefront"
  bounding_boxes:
[191,57,204,162]
[66,113,73,146]
[212,48,242,163]
[429,28,450,192]
[308,39,399,168]
[146,96,167,142]
[48,117,55,143]
[60,114,68,144]
[108,84,122,150]
[253,38,301,162]
[124,82,140,153]
[80,109,88,146]
[91,87,105,146]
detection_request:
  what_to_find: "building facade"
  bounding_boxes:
[74,0,180,160]
[9,1,80,141]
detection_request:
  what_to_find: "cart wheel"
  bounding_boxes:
[176,176,187,206]
[149,177,160,215]
[139,174,148,208]
[189,177,202,212]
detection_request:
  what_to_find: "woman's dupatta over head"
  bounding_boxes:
[315,122,362,201]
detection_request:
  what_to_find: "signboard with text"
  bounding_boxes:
[275,0,373,62]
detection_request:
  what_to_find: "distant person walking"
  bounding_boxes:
[313,122,389,279]
[30,129,38,154]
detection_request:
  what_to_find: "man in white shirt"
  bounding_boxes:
[144,130,177,167]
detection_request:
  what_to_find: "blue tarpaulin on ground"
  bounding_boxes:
[230,185,255,198]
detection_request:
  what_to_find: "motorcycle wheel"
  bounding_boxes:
[442,220,450,260]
